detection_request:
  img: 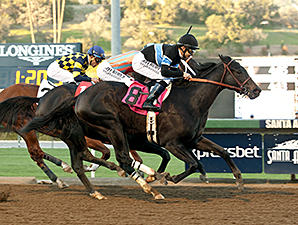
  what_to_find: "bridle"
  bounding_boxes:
[189,59,251,93]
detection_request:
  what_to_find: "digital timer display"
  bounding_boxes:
[0,67,62,89]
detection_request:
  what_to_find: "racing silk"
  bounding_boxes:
[56,52,91,82]
[141,44,183,78]
[107,50,138,74]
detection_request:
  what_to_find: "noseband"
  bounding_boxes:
[190,59,251,93]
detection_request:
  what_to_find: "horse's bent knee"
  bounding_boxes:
[188,163,199,173]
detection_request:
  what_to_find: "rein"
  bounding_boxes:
[190,59,251,93]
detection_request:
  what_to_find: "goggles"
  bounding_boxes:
[94,57,102,63]
[187,48,196,55]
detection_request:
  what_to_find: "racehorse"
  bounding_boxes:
[0,83,149,188]
[21,55,261,200]
[0,83,72,188]
[0,83,176,186]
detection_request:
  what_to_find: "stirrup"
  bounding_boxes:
[143,102,161,112]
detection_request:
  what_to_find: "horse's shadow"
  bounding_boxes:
[94,185,296,203]
[24,184,296,203]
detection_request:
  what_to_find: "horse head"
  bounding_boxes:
[218,54,261,99]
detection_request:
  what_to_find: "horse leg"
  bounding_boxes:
[60,126,142,200]
[163,139,206,184]
[43,153,73,173]
[19,130,69,189]
[187,148,209,183]
[128,137,171,183]
[62,137,107,200]
[129,150,143,163]
[195,137,244,190]
[85,137,111,160]
[83,137,111,172]
[129,139,170,173]
[108,130,164,200]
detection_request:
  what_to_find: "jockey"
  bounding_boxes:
[47,45,105,84]
[37,46,105,98]
[96,50,137,87]
[132,27,199,112]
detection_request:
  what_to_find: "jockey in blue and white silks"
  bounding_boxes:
[132,31,200,112]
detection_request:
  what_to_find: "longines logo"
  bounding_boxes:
[0,44,77,65]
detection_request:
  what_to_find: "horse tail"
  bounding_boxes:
[0,96,39,132]
[20,97,80,139]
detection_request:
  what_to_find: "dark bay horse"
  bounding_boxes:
[0,83,147,188]
[0,83,174,188]
[21,55,261,199]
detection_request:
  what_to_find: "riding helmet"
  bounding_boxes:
[177,34,199,50]
[87,46,106,59]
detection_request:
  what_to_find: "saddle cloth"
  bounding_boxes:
[75,81,93,97]
[122,81,169,115]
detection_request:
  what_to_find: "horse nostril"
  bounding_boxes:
[254,88,261,96]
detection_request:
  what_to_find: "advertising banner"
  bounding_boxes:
[264,134,298,174]
[191,133,262,173]
[0,43,82,88]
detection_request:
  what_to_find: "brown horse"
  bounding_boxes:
[21,55,261,199]
[0,83,143,188]
[0,83,174,188]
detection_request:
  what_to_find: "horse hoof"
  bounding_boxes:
[146,175,156,183]
[236,181,244,191]
[155,172,169,185]
[56,178,69,189]
[154,194,165,200]
[200,174,209,184]
[62,162,73,173]
[59,182,69,189]
[90,191,107,200]
[117,169,126,177]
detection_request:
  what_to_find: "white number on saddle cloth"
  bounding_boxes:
[75,81,93,97]
[121,81,171,116]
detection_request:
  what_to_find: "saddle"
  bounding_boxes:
[122,80,171,116]
[122,79,171,144]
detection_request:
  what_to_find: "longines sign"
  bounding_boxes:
[0,43,82,88]
[0,43,81,66]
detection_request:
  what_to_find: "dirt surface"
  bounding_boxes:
[0,182,297,224]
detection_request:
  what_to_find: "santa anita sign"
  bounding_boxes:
[235,57,298,120]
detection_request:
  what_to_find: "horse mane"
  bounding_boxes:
[195,55,233,78]
[197,62,217,72]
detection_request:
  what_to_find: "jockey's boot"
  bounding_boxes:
[142,82,166,112]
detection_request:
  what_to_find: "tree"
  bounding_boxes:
[121,0,172,49]
[201,13,267,52]
[17,0,52,42]
[0,4,13,43]
[81,6,111,41]
[234,0,280,28]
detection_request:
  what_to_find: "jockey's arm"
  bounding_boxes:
[161,64,184,78]
[74,74,99,83]
[73,61,99,83]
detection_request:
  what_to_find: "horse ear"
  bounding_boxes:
[218,54,224,62]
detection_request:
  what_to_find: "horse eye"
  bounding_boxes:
[237,70,241,74]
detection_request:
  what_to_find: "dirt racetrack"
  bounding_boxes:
[0,181,298,225]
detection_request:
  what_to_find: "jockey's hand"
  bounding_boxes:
[91,78,100,83]
[183,72,192,81]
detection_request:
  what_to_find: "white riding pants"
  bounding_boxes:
[96,60,133,86]
[47,61,75,83]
